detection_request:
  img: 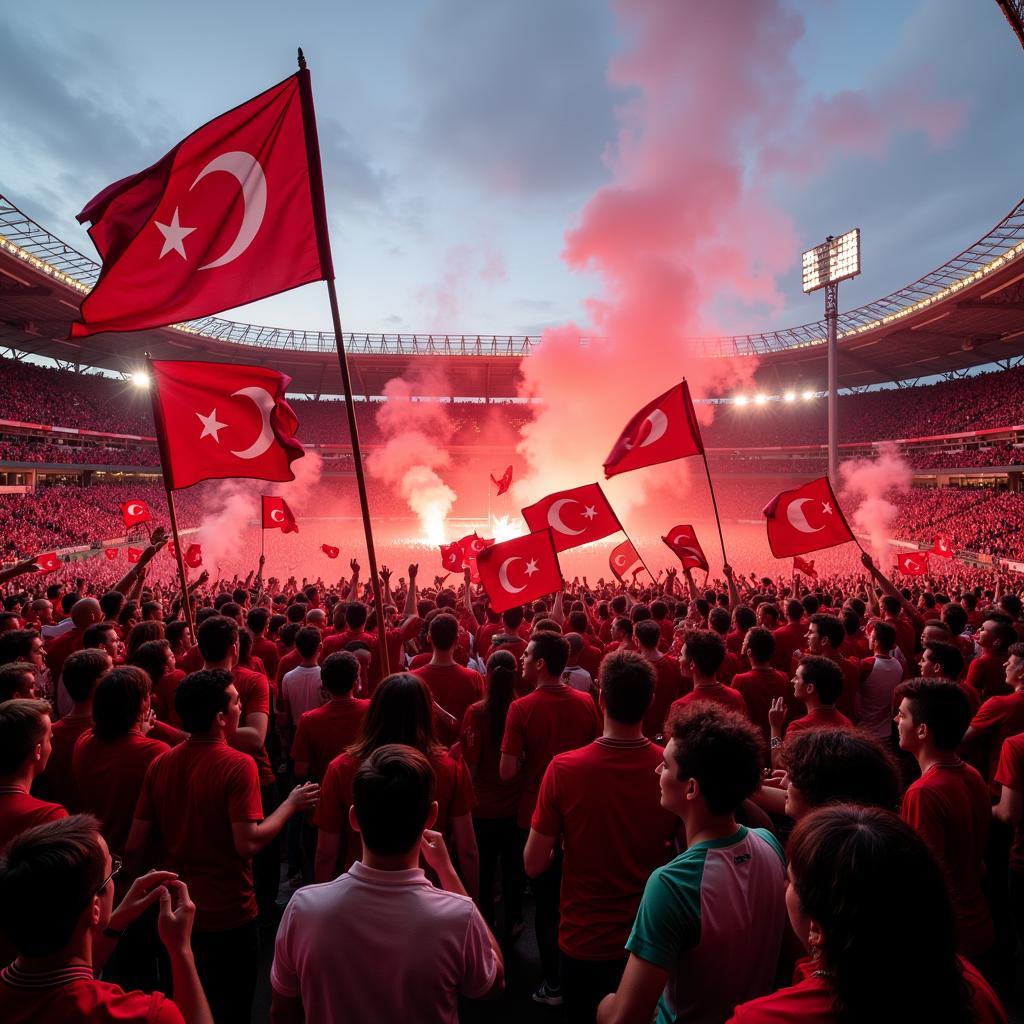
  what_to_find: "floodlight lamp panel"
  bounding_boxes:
[801,228,861,293]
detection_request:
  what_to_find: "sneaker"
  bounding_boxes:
[531,982,564,1007]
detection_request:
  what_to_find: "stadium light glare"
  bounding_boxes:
[783,391,796,403]
[734,395,749,407]
[802,389,815,401]
[130,372,150,389]
[754,393,768,406]
[801,229,861,294]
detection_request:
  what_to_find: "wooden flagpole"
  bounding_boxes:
[297,50,390,676]
[700,450,730,568]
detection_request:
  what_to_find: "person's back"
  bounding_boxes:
[414,661,483,724]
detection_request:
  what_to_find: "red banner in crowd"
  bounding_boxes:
[322,544,339,559]
[440,541,463,572]
[490,466,513,496]
[262,495,298,533]
[477,530,563,614]
[35,553,60,573]
[931,534,953,558]
[897,552,929,576]
[793,556,818,579]
[184,544,203,568]
[661,524,709,571]
[522,483,620,553]
[763,477,854,558]
[127,548,143,563]
[104,548,119,561]
[120,500,152,528]
[609,539,641,581]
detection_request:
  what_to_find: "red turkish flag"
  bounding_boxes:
[439,541,463,572]
[521,483,621,553]
[322,544,340,559]
[490,466,513,496]
[661,524,709,572]
[127,548,143,563]
[35,553,60,573]
[763,477,854,558]
[104,548,119,561]
[120,500,152,528]
[166,540,178,559]
[609,539,641,581]
[184,544,203,569]
[604,381,704,478]
[477,530,563,614]
[930,534,953,558]
[464,534,495,557]
[793,556,818,579]
[71,71,331,338]
[262,495,298,533]
[150,359,304,490]
[897,552,929,576]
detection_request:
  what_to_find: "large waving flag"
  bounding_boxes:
[662,525,709,572]
[522,482,621,553]
[604,381,704,478]
[262,495,299,534]
[149,359,304,490]
[71,71,331,338]
[763,477,854,558]
[477,530,563,614]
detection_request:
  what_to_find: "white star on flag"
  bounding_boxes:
[196,408,228,442]
[582,505,597,520]
[821,502,833,515]
[524,558,539,576]
[155,207,197,260]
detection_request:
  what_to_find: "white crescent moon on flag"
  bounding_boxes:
[126,503,144,516]
[614,553,628,567]
[230,387,276,460]
[548,498,584,535]
[623,409,669,450]
[270,509,284,523]
[678,546,704,562]
[668,532,691,547]
[786,498,823,535]
[192,151,268,270]
[498,557,527,593]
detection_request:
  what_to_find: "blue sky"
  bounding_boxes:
[1,0,1021,341]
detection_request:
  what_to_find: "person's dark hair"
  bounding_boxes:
[809,613,844,650]
[667,705,762,814]
[345,601,369,630]
[610,595,628,615]
[983,612,1017,652]
[733,606,756,632]
[799,655,844,705]
[279,622,300,650]
[567,610,589,634]
[196,615,239,662]
[60,592,79,615]
[62,649,112,704]
[234,587,250,605]
[759,604,780,626]
[294,626,322,660]
[99,591,125,620]
[894,678,971,751]
[501,606,525,631]
[600,650,654,726]
[174,669,233,734]
[128,639,173,687]
[682,629,726,678]
[164,619,190,649]
[841,610,861,639]
[141,600,162,621]
[613,617,634,640]
[634,619,661,650]
[629,605,651,624]
[352,744,436,856]
[350,673,441,762]
[83,622,117,650]
[1009,641,1024,660]
[126,619,164,658]
[0,629,38,665]
[246,607,270,635]
[213,592,233,610]
[871,620,896,653]
[707,607,731,636]
[533,617,563,635]
[1000,594,1023,619]
[0,814,107,956]
[483,650,517,746]
[0,663,36,702]
[651,600,668,620]
[117,601,140,629]
[744,626,774,664]
[788,805,973,1024]
[428,613,459,652]
[321,651,359,695]
[0,698,51,773]
[268,613,286,639]
[529,631,570,677]
[786,599,804,623]
[801,594,820,617]
[941,602,968,636]
[92,666,150,742]
[783,729,900,812]
[924,640,965,680]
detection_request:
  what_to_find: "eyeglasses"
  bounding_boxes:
[96,855,123,896]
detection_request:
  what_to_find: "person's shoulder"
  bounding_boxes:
[549,739,599,771]
[324,749,358,777]
[748,826,786,866]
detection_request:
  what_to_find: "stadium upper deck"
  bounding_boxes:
[1,192,1023,397]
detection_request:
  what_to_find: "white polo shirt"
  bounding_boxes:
[271,861,497,1022]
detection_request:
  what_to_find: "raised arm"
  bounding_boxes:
[114,526,169,596]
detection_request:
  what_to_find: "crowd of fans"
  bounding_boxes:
[0,439,158,467]
[891,488,1024,560]
[0,531,1022,1022]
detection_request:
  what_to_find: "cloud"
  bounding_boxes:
[415,244,508,329]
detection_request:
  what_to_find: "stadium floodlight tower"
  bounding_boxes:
[801,228,861,486]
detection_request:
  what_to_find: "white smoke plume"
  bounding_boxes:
[839,442,913,563]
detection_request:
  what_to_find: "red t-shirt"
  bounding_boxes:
[291,698,370,782]
[500,684,602,829]
[413,663,484,731]
[968,690,1024,789]
[643,654,684,740]
[0,786,67,850]
[901,760,994,958]
[176,644,203,675]
[152,669,186,727]
[727,957,1004,1024]
[252,636,280,681]
[827,653,861,721]
[996,732,1024,874]
[0,964,184,1023]
[771,621,805,672]
[43,627,86,682]
[232,666,274,786]
[966,653,1011,701]
[716,650,744,685]
[42,714,92,810]
[785,706,853,737]
[135,737,264,932]
[732,667,793,745]
[460,701,522,820]
[316,750,472,872]
[476,621,503,660]
[73,730,170,853]
[672,683,747,717]
[577,642,604,682]
[532,737,676,960]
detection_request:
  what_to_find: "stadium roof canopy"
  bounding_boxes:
[1,192,1023,398]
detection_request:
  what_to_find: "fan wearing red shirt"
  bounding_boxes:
[920,639,980,714]
[708,608,744,684]
[670,629,747,719]
[43,598,103,686]
[128,639,185,728]
[566,610,605,681]
[771,600,807,673]
[526,650,677,1023]
[895,678,994,962]
[0,815,212,1024]
[635,621,683,741]
[731,627,794,748]
[37,649,111,810]
[961,642,1024,789]
[768,657,852,770]
[500,632,602,1004]
[727,805,1006,1024]
[126,669,318,1024]
[72,667,170,855]
[246,608,280,682]
[967,614,1016,701]
[414,613,484,745]
[805,614,859,721]
[994,732,1024,948]
[292,652,369,783]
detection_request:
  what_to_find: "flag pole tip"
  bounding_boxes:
[297,48,307,70]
